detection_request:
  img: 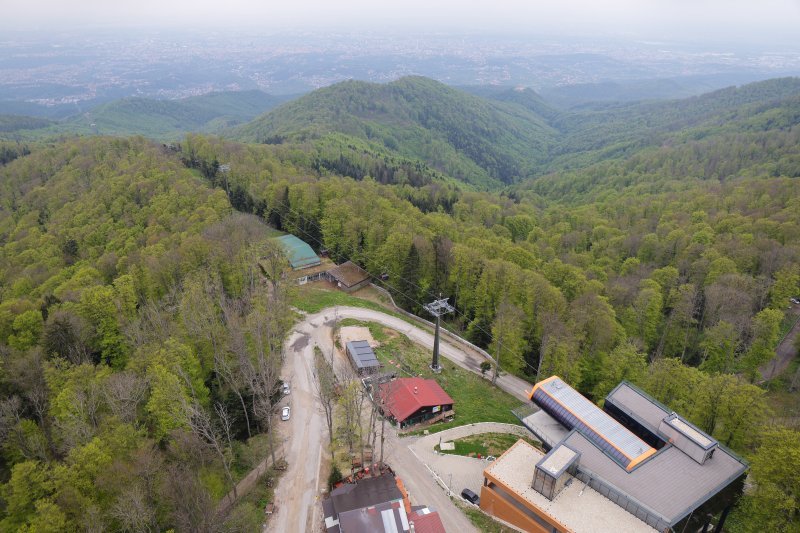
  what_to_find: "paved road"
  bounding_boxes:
[268,306,535,532]
[408,423,533,498]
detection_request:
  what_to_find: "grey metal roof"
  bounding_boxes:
[519,408,570,449]
[346,340,381,370]
[338,500,410,533]
[605,382,672,433]
[329,474,402,517]
[532,377,655,469]
[562,431,747,525]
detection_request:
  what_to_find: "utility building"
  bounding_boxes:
[500,376,749,533]
[272,234,321,270]
[327,261,370,293]
[346,340,381,375]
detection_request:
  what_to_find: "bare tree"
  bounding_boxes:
[124,292,178,348]
[248,353,282,465]
[163,465,221,533]
[104,371,148,424]
[337,365,370,473]
[246,283,290,465]
[184,400,238,503]
[110,484,158,533]
[0,395,48,461]
[312,347,338,463]
[259,239,288,296]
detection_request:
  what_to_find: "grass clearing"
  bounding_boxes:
[435,432,541,458]
[456,500,517,533]
[290,285,400,315]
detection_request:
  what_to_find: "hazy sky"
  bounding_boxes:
[4,0,800,44]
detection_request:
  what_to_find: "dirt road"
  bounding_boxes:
[266,317,330,532]
[268,305,534,532]
[760,303,800,381]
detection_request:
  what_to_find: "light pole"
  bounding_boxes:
[423,295,455,373]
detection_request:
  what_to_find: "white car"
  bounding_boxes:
[281,406,291,421]
[282,382,290,395]
[790,297,800,305]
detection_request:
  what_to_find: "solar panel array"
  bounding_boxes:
[531,377,655,470]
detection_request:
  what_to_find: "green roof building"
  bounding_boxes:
[273,234,321,270]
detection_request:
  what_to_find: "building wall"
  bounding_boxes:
[479,483,564,533]
[399,404,454,428]
[671,471,747,533]
[339,279,369,293]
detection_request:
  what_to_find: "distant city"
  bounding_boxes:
[2,29,800,116]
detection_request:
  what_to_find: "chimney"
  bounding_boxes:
[409,520,415,533]
[414,386,418,394]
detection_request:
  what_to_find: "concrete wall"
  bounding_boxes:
[479,484,563,533]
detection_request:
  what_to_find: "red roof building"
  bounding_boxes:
[378,378,454,429]
[408,509,447,533]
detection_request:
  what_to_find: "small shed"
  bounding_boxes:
[273,234,321,270]
[328,261,370,293]
[346,340,381,375]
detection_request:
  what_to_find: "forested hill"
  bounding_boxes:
[1,118,799,528]
[0,90,293,141]
[543,77,800,171]
[0,136,296,531]
[233,76,558,189]
[232,76,800,189]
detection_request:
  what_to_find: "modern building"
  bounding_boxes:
[328,261,371,293]
[346,340,381,375]
[481,439,657,533]
[272,234,321,270]
[378,377,454,429]
[501,376,749,533]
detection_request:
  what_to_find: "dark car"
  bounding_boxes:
[461,488,480,505]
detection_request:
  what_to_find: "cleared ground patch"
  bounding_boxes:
[435,432,541,458]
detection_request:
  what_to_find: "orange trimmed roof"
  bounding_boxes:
[531,376,655,471]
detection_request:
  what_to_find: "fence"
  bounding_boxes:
[295,270,331,285]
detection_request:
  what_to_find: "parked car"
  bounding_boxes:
[461,488,480,505]
[282,382,290,395]
[281,406,291,421]
[790,297,800,305]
